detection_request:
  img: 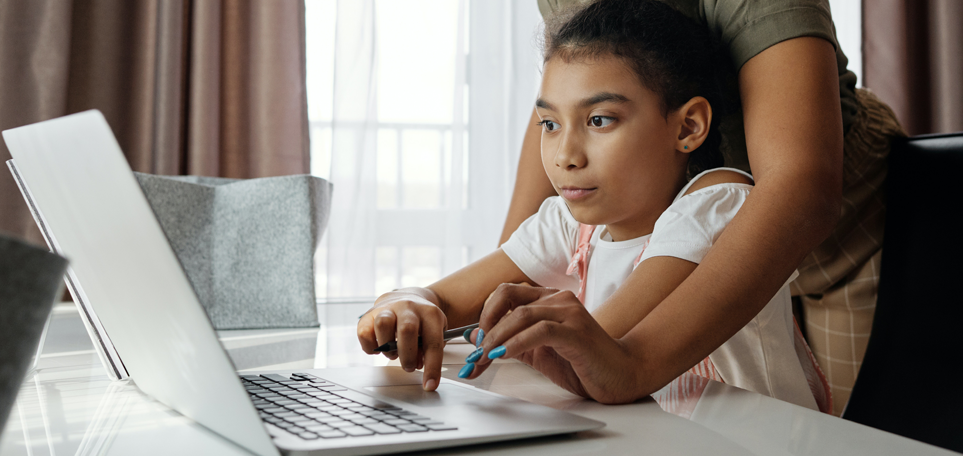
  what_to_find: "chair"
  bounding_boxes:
[842,132,963,452]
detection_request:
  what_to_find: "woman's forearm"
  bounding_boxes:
[623,37,844,393]
[499,109,557,245]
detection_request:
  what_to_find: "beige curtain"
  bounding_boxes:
[863,0,963,136]
[0,0,310,244]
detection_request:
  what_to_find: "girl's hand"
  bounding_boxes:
[463,284,643,404]
[357,288,447,391]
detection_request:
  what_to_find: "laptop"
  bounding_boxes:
[3,110,604,456]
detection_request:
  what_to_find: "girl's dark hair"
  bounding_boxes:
[543,0,727,179]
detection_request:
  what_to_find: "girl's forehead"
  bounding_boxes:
[539,55,649,105]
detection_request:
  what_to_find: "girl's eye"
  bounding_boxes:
[590,116,614,128]
[539,120,560,132]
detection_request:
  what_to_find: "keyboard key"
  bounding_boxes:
[301,400,330,408]
[341,426,375,437]
[340,414,365,421]
[263,407,286,414]
[375,405,401,411]
[363,423,403,435]
[316,416,344,424]
[319,431,346,439]
[304,424,334,432]
[349,418,378,425]
[343,402,367,409]
[274,411,299,418]
[369,414,395,421]
[397,424,428,432]
[298,432,319,440]
[383,419,411,426]
[409,416,433,422]
[261,374,292,383]
[304,411,331,418]
[426,423,458,431]
[264,417,283,425]
[327,420,355,429]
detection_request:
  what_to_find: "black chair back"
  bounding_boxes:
[842,132,963,452]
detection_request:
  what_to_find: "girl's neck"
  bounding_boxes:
[600,176,687,242]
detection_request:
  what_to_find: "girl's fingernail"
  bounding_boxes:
[476,329,485,347]
[465,347,484,363]
[463,328,473,343]
[423,378,438,391]
[458,363,475,378]
[488,345,507,359]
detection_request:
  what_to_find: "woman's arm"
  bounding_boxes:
[470,36,843,402]
[621,36,842,385]
[499,109,556,245]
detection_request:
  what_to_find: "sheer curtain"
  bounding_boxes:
[307,0,542,301]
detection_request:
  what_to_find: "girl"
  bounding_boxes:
[358,0,829,411]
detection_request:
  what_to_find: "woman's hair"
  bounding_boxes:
[542,0,727,179]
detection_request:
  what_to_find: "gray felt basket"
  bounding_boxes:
[134,173,332,330]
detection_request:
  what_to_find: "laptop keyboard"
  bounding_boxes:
[241,373,457,440]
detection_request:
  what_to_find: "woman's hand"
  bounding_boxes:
[463,284,645,404]
[357,288,447,391]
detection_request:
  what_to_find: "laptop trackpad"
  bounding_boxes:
[365,384,492,407]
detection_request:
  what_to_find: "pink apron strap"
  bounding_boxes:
[793,317,834,413]
[565,224,596,304]
[687,357,723,382]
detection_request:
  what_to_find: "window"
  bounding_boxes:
[305,0,542,301]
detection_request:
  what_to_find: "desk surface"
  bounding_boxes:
[0,303,953,456]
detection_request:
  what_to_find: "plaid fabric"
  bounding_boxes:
[791,88,906,416]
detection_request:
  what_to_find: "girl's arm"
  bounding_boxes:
[356,249,530,391]
[499,109,556,245]
[470,36,843,402]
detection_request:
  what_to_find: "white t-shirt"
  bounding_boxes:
[501,168,818,410]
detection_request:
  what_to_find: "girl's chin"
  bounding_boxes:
[564,204,606,226]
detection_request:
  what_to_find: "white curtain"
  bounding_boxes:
[313,0,542,301]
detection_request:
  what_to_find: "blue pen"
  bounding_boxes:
[373,323,480,352]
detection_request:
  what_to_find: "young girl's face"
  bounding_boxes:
[536,54,690,241]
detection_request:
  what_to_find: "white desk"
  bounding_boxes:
[0,303,953,456]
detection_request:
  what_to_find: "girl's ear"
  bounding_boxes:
[673,96,712,154]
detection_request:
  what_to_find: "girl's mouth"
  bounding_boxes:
[559,187,597,201]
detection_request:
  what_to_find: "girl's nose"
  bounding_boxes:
[554,131,587,169]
